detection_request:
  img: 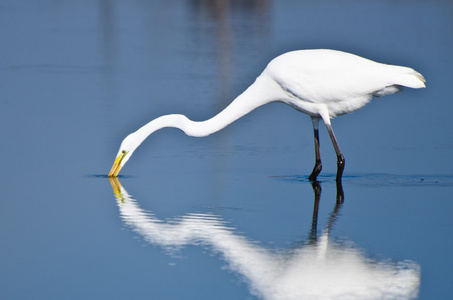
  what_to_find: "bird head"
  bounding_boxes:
[108,133,140,177]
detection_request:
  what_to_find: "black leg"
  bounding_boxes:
[325,123,345,182]
[308,117,322,181]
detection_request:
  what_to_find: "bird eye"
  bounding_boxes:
[121,150,126,154]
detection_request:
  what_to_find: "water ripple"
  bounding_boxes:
[273,173,453,187]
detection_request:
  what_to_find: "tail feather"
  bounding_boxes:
[373,66,425,97]
[394,67,426,89]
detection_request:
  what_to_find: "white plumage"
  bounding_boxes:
[109,49,425,180]
[267,49,424,118]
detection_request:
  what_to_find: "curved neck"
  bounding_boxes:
[135,74,280,141]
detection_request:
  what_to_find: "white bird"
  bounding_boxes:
[108,49,425,181]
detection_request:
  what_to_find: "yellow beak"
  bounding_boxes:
[108,151,126,177]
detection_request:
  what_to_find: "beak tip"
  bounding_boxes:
[108,164,121,178]
[109,152,126,178]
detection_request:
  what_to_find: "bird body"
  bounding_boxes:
[266,49,424,119]
[109,49,425,180]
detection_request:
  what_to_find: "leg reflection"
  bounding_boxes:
[308,180,344,244]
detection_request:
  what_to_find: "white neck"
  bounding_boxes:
[134,73,281,143]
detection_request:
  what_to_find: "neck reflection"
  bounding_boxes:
[109,178,420,300]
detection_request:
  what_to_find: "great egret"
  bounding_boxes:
[109,49,425,181]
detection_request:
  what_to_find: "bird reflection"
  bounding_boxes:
[109,178,420,300]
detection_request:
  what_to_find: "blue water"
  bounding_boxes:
[1,1,453,299]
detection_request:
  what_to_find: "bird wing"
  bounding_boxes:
[267,50,394,104]
[267,49,424,104]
